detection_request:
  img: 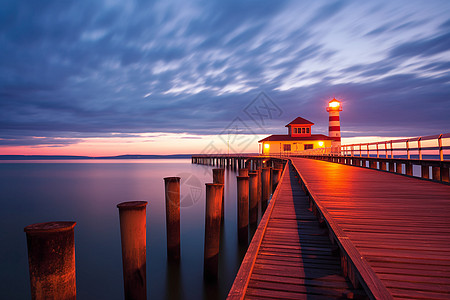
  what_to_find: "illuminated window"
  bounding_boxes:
[304,144,313,150]
[283,144,291,151]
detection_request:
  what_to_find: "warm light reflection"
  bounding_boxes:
[318,141,324,147]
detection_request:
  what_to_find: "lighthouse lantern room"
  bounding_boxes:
[326,98,342,147]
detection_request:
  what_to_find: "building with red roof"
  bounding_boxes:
[259,117,335,155]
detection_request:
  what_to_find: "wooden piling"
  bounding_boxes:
[213,168,225,220]
[117,201,148,300]
[396,162,402,174]
[237,176,249,244]
[255,169,262,211]
[432,166,440,181]
[271,168,281,191]
[248,172,258,225]
[405,163,413,176]
[441,167,449,183]
[24,221,76,300]
[421,165,430,179]
[239,168,249,177]
[380,161,387,171]
[261,167,271,209]
[389,161,395,172]
[164,177,181,262]
[204,183,224,279]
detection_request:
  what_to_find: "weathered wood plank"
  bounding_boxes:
[291,157,450,299]
[227,164,287,300]
[229,161,365,299]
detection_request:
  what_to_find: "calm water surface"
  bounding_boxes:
[0,159,258,299]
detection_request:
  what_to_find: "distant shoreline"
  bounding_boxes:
[0,154,192,160]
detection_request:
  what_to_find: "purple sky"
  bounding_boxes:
[1,0,449,151]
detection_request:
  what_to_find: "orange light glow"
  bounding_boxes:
[318,141,324,147]
[264,144,270,149]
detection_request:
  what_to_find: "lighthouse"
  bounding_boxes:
[326,98,342,147]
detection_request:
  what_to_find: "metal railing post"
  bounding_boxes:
[390,141,393,159]
[385,142,388,159]
[418,137,422,160]
[406,140,410,160]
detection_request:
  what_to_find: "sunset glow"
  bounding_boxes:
[1,0,448,156]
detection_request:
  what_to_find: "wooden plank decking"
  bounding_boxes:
[291,157,450,300]
[229,162,365,299]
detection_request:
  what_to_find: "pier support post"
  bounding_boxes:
[380,161,387,171]
[237,176,249,245]
[239,168,249,177]
[440,166,449,183]
[369,160,377,169]
[249,172,258,225]
[405,163,413,176]
[117,201,148,300]
[396,162,402,174]
[213,169,225,221]
[255,169,262,211]
[389,161,395,172]
[24,222,76,300]
[421,165,430,179]
[261,167,271,209]
[432,166,440,181]
[204,183,224,280]
[164,177,181,262]
[271,168,281,191]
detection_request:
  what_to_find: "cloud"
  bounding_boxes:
[0,136,82,147]
[0,0,449,148]
[389,32,450,59]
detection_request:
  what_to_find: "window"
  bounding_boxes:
[304,144,313,150]
[283,144,291,151]
[306,128,310,134]
[302,128,305,133]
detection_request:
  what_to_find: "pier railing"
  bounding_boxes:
[300,133,450,160]
[294,133,450,183]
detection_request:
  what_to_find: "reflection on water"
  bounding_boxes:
[0,159,258,300]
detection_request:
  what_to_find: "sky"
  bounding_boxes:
[0,0,449,156]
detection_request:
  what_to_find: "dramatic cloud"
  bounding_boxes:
[0,0,449,148]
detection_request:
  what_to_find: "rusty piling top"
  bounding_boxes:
[164,177,181,181]
[117,201,148,210]
[24,221,76,233]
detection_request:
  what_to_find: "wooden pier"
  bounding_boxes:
[228,161,365,299]
[290,157,450,299]
[192,154,450,299]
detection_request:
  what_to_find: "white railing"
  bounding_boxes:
[297,133,450,161]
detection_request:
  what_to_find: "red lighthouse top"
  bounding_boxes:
[326,98,342,112]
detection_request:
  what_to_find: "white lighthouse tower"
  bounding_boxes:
[326,98,342,147]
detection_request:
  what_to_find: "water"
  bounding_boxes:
[0,159,256,299]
